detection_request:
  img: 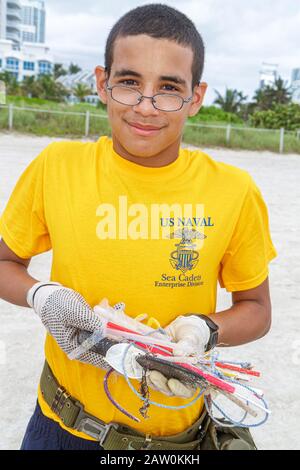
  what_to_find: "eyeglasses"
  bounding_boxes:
[106,82,193,112]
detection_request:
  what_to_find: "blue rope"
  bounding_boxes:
[205,394,269,429]
[203,372,270,428]
[114,327,270,427]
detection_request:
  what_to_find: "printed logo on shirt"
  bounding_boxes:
[168,228,206,273]
[95,196,215,289]
[154,221,213,289]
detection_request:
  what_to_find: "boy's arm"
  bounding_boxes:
[0,238,111,370]
[165,277,272,355]
[210,277,272,347]
[0,238,38,306]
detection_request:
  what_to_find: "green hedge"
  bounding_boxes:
[250,103,300,131]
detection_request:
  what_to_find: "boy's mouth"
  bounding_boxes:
[126,121,163,136]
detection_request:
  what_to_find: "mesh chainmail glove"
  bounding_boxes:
[26,281,110,369]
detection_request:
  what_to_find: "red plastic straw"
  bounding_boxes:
[106,321,173,353]
[215,362,260,377]
[106,322,235,393]
[176,363,236,394]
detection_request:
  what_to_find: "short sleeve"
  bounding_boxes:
[0,145,52,258]
[218,175,277,292]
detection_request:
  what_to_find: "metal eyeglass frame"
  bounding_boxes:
[105,81,193,112]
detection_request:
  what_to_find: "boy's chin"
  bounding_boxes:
[122,142,162,158]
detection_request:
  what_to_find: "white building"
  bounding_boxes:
[0,0,22,47]
[291,68,300,105]
[56,69,99,105]
[259,62,278,89]
[0,0,53,81]
[21,0,45,44]
[0,38,53,81]
[57,69,97,93]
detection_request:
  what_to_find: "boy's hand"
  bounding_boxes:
[144,315,210,397]
[26,281,110,369]
[146,370,196,398]
[165,315,210,356]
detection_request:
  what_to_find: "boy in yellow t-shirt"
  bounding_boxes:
[0,4,276,450]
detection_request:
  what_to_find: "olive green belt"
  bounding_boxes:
[39,361,210,450]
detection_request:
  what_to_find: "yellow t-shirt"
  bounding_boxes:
[0,135,277,439]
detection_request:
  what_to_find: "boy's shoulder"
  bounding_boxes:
[44,139,96,158]
[183,146,252,187]
[37,138,105,170]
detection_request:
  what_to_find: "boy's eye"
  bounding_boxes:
[118,80,180,93]
[161,84,179,92]
[119,79,137,86]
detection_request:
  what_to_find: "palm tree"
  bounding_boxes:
[213,88,248,114]
[31,74,68,101]
[54,63,67,80]
[269,77,292,104]
[69,63,81,75]
[252,76,292,111]
[73,83,92,102]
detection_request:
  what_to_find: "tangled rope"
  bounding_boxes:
[102,328,271,428]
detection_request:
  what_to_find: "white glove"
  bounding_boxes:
[26,281,110,369]
[93,300,197,398]
[145,315,210,398]
[165,315,210,357]
[146,370,196,398]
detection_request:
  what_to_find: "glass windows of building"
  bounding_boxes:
[38,60,52,74]
[22,31,35,42]
[6,57,19,71]
[23,61,35,71]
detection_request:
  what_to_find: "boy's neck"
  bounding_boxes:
[112,137,182,168]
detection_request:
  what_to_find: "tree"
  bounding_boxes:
[69,62,82,75]
[73,83,92,102]
[252,87,272,111]
[54,63,68,80]
[20,75,35,98]
[252,76,292,111]
[0,71,20,95]
[213,88,248,114]
[250,103,300,130]
[268,77,292,105]
[31,74,69,101]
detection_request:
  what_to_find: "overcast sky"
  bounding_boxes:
[46,0,300,105]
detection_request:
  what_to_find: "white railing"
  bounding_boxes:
[0,104,108,138]
[0,103,299,153]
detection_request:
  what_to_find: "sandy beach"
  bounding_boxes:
[0,132,299,450]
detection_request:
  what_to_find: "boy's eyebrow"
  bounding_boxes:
[113,69,187,87]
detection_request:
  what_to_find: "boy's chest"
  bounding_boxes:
[49,180,232,288]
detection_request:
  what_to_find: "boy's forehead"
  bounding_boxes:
[111,34,193,84]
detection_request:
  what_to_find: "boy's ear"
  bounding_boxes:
[95,66,108,104]
[188,82,208,117]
